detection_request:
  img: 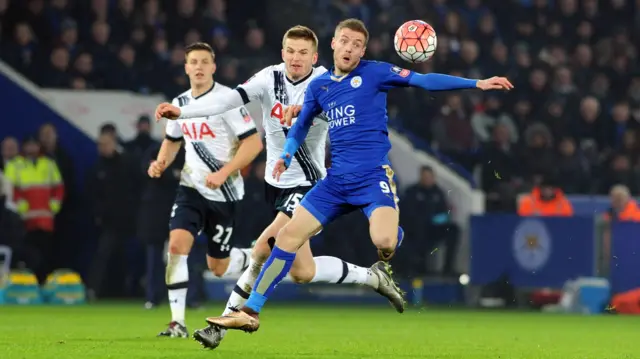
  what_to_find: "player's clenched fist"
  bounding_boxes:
[205,171,229,190]
[272,153,291,182]
[155,102,182,121]
[476,77,514,91]
[281,105,302,126]
[148,159,166,178]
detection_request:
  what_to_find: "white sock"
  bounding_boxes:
[166,253,189,325]
[311,256,379,288]
[219,257,264,338]
[221,248,252,277]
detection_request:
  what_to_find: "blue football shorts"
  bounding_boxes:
[300,165,399,226]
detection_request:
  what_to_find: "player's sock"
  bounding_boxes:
[311,256,379,288]
[244,245,295,313]
[166,253,189,325]
[223,257,263,314]
[221,248,252,277]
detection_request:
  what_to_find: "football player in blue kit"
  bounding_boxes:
[206,18,513,333]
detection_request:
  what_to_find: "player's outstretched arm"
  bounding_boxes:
[155,90,247,121]
[408,73,513,91]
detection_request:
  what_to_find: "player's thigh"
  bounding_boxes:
[368,206,399,249]
[168,186,206,254]
[252,212,291,262]
[351,166,400,249]
[203,201,237,276]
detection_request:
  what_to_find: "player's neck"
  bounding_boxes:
[285,69,312,83]
[332,60,360,77]
[191,80,215,98]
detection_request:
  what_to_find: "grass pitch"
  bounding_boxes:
[0,303,638,358]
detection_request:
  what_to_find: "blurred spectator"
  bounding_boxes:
[0,169,25,260]
[401,166,459,276]
[432,94,475,152]
[39,46,71,88]
[480,124,522,212]
[521,123,556,178]
[4,136,64,282]
[3,22,38,79]
[471,94,518,144]
[598,153,640,195]
[86,132,137,299]
[518,176,573,217]
[556,137,590,194]
[604,184,640,222]
[138,143,184,307]
[1,136,19,169]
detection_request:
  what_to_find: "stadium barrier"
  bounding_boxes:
[469,214,640,294]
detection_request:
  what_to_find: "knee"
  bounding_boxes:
[289,267,314,284]
[252,240,272,263]
[207,258,229,277]
[371,233,397,252]
[168,230,193,255]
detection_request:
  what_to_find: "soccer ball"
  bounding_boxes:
[394,20,437,63]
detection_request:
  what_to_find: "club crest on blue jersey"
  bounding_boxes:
[350,76,363,88]
[390,66,410,78]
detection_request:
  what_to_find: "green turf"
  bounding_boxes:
[0,303,638,358]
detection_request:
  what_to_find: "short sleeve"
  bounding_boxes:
[222,105,258,140]
[235,67,269,104]
[375,62,415,90]
[165,98,183,141]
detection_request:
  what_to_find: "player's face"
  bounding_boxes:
[282,38,318,80]
[185,50,216,87]
[331,28,366,74]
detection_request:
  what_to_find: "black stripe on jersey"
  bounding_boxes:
[194,83,215,99]
[273,71,289,105]
[177,95,190,106]
[282,128,319,184]
[286,70,314,86]
[235,87,250,104]
[298,143,322,181]
[191,142,239,202]
[165,134,183,142]
[237,128,258,141]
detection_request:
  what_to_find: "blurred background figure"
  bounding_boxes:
[85,132,136,300]
[400,166,459,277]
[4,136,64,283]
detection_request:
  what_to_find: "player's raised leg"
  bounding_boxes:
[205,204,322,332]
[193,214,285,348]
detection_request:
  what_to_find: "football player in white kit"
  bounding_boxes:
[156,26,403,349]
[149,42,263,338]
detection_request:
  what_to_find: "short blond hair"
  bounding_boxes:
[282,25,319,51]
[334,18,369,45]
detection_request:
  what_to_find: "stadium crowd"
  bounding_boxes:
[1,0,640,297]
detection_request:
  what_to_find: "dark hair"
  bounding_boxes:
[335,18,369,45]
[184,42,215,62]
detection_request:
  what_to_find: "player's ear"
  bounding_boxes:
[281,48,285,62]
[211,63,217,75]
[312,52,318,65]
[184,63,189,76]
[330,38,336,50]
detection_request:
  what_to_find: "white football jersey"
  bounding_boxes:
[166,83,257,202]
[237,63,328,188]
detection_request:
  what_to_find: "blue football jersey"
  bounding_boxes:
[294,60,415,175]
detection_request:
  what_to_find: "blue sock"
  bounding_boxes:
[244,245,296,313]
